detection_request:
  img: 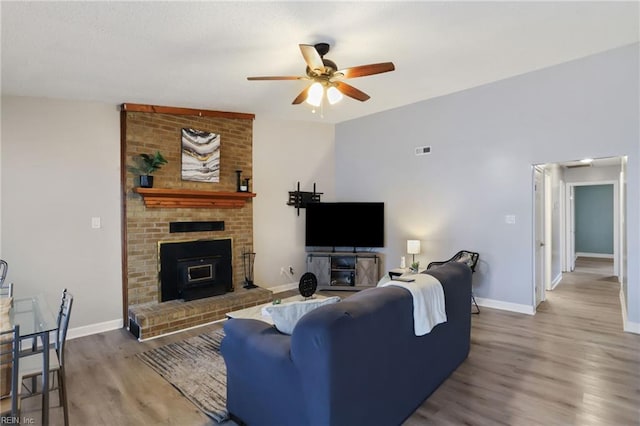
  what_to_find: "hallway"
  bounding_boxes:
[408,255,639,425]
[573,256,615,277]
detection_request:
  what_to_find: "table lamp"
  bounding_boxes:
[407,240,421,271]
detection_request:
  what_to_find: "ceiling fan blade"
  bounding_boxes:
[334,82,370,102]
[292,85,311,105]
[299,44,325,75]
[335,62,395,79]
[247,76,304,81]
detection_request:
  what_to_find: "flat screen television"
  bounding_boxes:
[305,202,384,248]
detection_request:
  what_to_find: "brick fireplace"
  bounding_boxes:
[122,104,272,340]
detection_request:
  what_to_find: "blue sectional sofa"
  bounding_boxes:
[221,262,472,426]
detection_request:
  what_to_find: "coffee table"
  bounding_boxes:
[226,294,327,324]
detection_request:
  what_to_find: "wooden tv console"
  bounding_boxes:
[306,252,380,290]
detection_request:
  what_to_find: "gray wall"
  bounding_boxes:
[253,118,336,289]
[1,97,123,333]
[574,185,614,255]
[335,44,639,321]
[565,165,621,182]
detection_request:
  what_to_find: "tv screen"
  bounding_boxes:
[305,202,384,248]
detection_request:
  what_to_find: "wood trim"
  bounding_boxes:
[121,103,255,120]
[133,188,256,209]
[120,109,129,327]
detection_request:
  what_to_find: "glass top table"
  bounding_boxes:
[8,294,58,425]
[10,294,58,337]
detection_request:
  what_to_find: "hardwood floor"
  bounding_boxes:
[19,263,639,425]
[573,256,614,276]
[406,258,639,425]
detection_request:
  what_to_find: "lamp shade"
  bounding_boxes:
[407,240,421,255]
[306,82,323,107]
[327,86,343,105]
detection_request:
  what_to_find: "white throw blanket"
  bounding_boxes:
[381,274,446,336]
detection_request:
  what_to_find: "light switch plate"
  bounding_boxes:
[91,217,101,229]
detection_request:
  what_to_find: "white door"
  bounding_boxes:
[544,172,553,290]
[534,167,545,307]
[565,184,576,272]
[618,166,626,284]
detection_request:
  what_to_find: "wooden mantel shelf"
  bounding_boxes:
[134,188,256,208]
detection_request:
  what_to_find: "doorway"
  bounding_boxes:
[565,181,619,276]
[532,156,625,315]
[533,166,547,307]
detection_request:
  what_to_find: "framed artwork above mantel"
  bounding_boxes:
[181,128,220,183]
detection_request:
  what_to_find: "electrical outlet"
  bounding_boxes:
[280,267,286,275]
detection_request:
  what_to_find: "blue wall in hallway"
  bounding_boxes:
[575,184,614,255]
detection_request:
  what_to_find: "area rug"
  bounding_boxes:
[136,329,229,422]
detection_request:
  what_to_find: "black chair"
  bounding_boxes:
[427,250,480,314]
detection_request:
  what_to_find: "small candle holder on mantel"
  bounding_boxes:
[241,177,251,192]
[235,170,251,192]
[235,170,243,192]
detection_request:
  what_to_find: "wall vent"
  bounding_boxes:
[415,146,431,156]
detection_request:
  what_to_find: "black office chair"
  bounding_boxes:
[427,250,480,314]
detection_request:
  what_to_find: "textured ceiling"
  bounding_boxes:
[1,2,638,123]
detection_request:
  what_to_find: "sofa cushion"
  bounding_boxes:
[263,296,341,335]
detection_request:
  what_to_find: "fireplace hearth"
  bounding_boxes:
[159,239,233,302]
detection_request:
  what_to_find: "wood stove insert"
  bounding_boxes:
[159,238,233,302]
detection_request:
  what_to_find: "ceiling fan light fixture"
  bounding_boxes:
[248,42,395,107]
[306,82,323,107]
[327,86,343,105]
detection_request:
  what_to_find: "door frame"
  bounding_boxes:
[533,166,549,308]
[564,180,619,277]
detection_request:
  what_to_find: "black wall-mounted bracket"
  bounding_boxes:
[287,182,323,216]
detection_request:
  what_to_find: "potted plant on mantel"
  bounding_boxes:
[129,151,168,188]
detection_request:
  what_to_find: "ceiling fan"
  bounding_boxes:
[247,43,395,106]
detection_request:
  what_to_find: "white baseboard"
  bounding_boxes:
[575,252,614,259]
[475,297,535,315]
[624,320,640,334]
[620,284,627,325]
[263,282,298,294]
[618,284,639,334]
[67,318,123,340]
[21,318,124,350]
[550,273,563,290]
